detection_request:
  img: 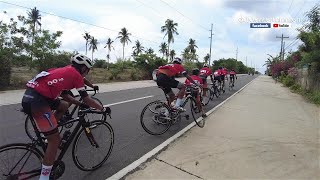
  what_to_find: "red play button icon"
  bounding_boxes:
[273,24,279,28]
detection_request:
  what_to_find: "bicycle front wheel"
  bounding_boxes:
[72,120,114,171]
[189,97,205,128]
[0,143,43,180]
[140,100,172,135]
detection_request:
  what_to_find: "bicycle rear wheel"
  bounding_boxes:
[189,97,205,128]
[72,120,114,171]
[0,143,43,180]
[140,100,172,135]
[25,115,63,141]
[201,88,211,106]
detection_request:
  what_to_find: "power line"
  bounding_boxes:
[287,0,294,13]
[158,0,208,31]
[0,0,160,44]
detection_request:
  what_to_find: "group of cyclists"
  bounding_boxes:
[156,57,237,113]
[20,54,237,180]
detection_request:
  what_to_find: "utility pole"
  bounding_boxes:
[236,47,238,61]
[282,41,286,61]
[246,56,247,67]
[209,23,214,66]
[276,34,289,61]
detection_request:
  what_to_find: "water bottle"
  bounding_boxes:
[59,130,71,149]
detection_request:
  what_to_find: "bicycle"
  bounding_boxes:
[229,78,235,91]
[24,87,103,141]
[209,80,220,100]
[140,85,205,135]
[0,108,114,180]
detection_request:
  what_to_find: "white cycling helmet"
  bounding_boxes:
[203,63,209,67]
[71,54,93,69]
[173,57,183,64]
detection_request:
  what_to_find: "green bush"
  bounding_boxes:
[0,50,12,88]
[283,75,295,87]
[290,83,303,93]
[306,90,320,105]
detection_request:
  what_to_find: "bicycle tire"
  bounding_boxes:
[189,97,205,128]
[72,120,114,171]
[25,115,63,141]
[0,143,43,180]
[140,100,172,135]
[202,88,211,106]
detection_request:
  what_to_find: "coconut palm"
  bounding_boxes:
[83,32,91,55]
[132,40,144,57]
[169,50,176,61]
[159,42,168,58]
[117,27,132,59]
[204,53,210,64]
[104,38,114,70]
[161,19,179,60]
[146,48,154,55]
[89,36,98,61]
[27,7,41,60]
[187,38,198,55]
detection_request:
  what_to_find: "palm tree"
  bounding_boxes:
[161,19,179,60]
[187,38,198,61]
[89,36,98,61]
[146,48,154,55]
[204,53,210,64]
[117,27,132,59]
[159,42,168,58]
[169,50,176,61]
[27,7,41,61]
[83,32,91,55]
[104,38,114,69]
[132,40,144,57]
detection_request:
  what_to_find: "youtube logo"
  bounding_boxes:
[273,23,279,28]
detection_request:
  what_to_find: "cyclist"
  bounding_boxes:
[156,57,200,111]
[213,67,223,89]
[199,64,214,97]
[184,68,206,117]
[21,54,110,180]
[229,68,237,87]
[221,67,228,93]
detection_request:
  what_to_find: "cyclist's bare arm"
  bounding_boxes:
[210,75,214,84]
[83,96,103,110]
[84,78,94,88]
[61,93,82,106]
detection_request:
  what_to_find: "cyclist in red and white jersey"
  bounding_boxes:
[199,64,214,97]
[229,68,237,86]
[22,54,110,180]
[156,57,200,111]
[220,67,228,93]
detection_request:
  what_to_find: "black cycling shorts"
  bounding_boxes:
[214,76,221,82]
[199,74,207,84]
[230,75,235,80]
[221,75,225,80]
[22,88,60,115]
[156,73,179,94]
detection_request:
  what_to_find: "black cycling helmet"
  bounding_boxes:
[218,67,222,70]
[192,68,200,75]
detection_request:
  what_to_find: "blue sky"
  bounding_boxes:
[0,0,319,73]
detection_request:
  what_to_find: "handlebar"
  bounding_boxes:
[78,108,112,119]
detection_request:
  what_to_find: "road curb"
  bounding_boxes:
[106,76,258,180]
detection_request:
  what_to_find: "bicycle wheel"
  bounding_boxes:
[0,143,43,180]
[25,115,63,141]
[201,88,211,106]
[189,97,205,128]
[72,120,114,171]
[140,100,172,135]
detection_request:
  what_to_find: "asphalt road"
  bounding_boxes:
[0,74,257,180]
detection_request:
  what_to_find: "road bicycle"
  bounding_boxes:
[209,80,221,100]
[229,77,235,91]
[24,88,103,141]
[0,108,114,180]
[140,85,205,135]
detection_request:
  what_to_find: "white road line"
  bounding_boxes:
[106,77,257,180]
[105,95,154,107]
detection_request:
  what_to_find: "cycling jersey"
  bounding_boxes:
[26,65,85,99]
[199,67,212,77]
[222,68,228,76]
[230,71,236,75]
[213,70,223,77]
[158,64,186,77]
[184,75,203,86]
